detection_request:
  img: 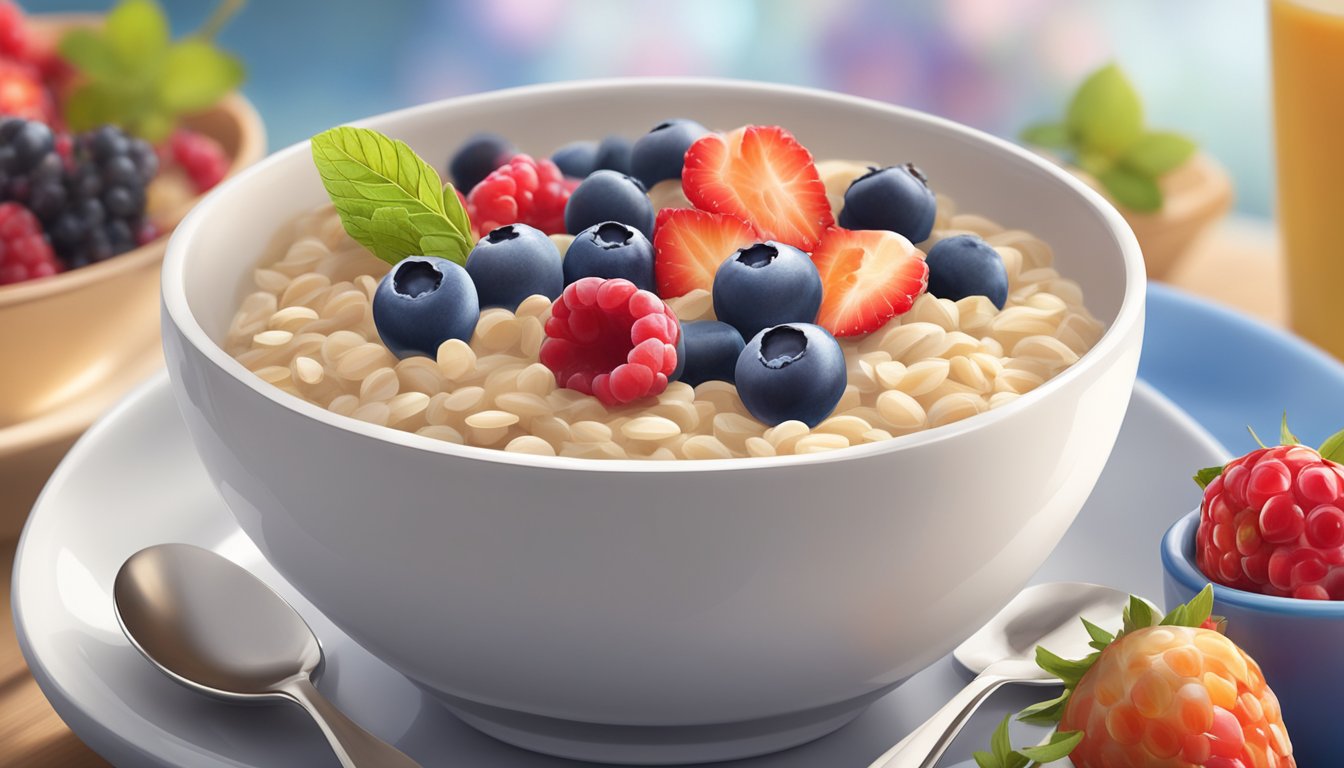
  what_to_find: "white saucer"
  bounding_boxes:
[13,373,1225,767]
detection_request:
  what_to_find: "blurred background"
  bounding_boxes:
[32,0,1274,218]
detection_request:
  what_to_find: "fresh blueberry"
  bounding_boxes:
[593,135,633,174]
[562,221,655,291]
[629,118,708,189]
[551,140,599,179]
[925,234,1009,309]
[712,242,823,342]
[837,163,937,243]
[373,257,480,359]
[448,133,514,192]
[675,320,745,387]
[465,224,564,310]
[564,170,655,239]
[735,323,847,428]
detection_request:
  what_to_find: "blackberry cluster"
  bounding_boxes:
[0,119,156,269]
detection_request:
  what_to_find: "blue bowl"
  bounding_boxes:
[1162,510,1344,763]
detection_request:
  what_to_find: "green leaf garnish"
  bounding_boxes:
[1320,427,1344,465]
[1096,167,1162,213]
[1019,122,1072,149]
[58,0,245,143]
[1120,131,1197,177]
[1194,465,1224,490]
[310,126,474,266]
[1280,412,1301,446]
[979,587,1220,764]
[1020,62,1199,214]
[1066,64,1143,156]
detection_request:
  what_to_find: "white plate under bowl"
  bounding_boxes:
[13,374,1225,767]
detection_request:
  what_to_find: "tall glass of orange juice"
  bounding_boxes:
[1270,0,1344,358]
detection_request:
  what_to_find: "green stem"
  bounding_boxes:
[195,0,245,40]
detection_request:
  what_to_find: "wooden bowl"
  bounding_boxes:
[0,14,266,534]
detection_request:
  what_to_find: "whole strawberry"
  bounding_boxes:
[1194,418,1344,600]
[974,587,1295,768]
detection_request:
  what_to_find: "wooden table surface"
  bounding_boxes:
[0,220,1292,768]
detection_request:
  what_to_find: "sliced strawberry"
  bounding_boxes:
[682,125,833,251]
[812,228,928,337]
[652,208,759,298]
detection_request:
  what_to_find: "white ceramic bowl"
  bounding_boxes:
[161,79,1144,765]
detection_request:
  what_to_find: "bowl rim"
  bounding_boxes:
[163,76,1146,474]
[1162,508,1344,616]
[0,89,265,309]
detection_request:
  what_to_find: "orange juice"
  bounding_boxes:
[1270,0,1344,357]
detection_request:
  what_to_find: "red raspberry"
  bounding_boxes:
[169,129,230,193]
[466,154,576,237]
[539,277,681,406]
[1198,442,1344,599]
[0,202,59,284]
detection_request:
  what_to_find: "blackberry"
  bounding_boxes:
[46,125,156,269]
[0,118,65,220]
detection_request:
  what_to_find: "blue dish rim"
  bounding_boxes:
[1161,509,1344,617]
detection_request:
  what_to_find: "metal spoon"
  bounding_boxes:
[114,543,420,768]
[867,582,1132,768]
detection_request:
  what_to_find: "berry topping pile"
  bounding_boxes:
[0,0,244,287]
[289,117,1099,459]
[977,588,1296,768]
[1195,418,1344,600]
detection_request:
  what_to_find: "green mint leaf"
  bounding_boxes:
[1194,465,1224,490]
[1097,166,1163,213]
[362,207,424,264]
[1017,691,1070,726]
[1280,412,1301,445]
[62,82,123,133]
[1020,122,1073,149]
[1120,131,1196,177]
[1019,730,1084,763]
[441,182,473,241]
[158,39,245,113]
[104,0,169,77]
[1247,425,1268,449]
[1319,427,1344,464]
[57,29,121,77]
[973,751,1000,768]
[1066,63,1143,155]
[1077,149,1112,177]
[311,126,471,265]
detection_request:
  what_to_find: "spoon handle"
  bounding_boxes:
[280,676,421,768]
[866,668,1016,768]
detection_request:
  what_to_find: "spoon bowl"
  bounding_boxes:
[114,543,420,768]
[114,542,322,700]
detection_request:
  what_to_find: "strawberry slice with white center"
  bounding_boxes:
[652,208,759,298]
[682,125,833,252]
[812,228,928,337]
